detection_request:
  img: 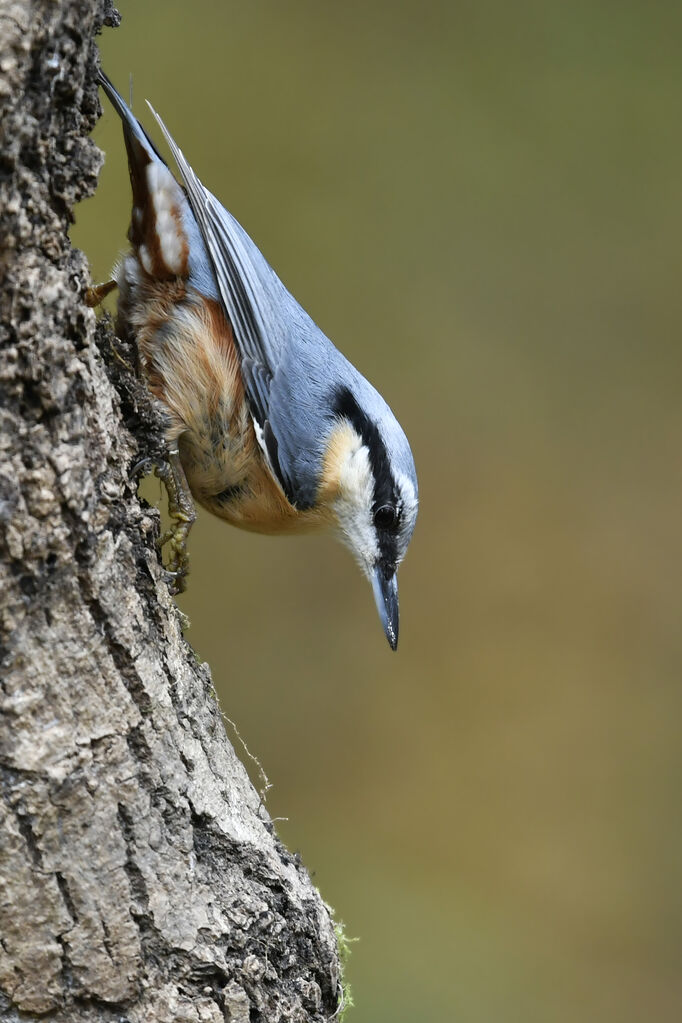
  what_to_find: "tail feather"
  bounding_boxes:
[98,69,189,280]
[97,69,164,165]
[98,69,166,237]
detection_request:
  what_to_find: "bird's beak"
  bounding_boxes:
[372,566,399,651]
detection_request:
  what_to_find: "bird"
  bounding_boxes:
[90,70,418,650]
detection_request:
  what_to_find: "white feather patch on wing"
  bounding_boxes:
[252,417,286,494]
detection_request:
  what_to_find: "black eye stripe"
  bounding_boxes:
[332,385,399,566]
[332,387,397,503]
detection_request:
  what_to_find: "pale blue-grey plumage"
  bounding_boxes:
[98,70,418,647]
[148,104,417,512]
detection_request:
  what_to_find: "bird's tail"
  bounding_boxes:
[97,70,164,163]
[97,70,172,221]
[98,69,194,281]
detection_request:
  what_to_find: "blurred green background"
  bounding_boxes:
[73,2,682,1020]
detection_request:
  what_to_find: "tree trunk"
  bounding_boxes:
[0,3,340,1020]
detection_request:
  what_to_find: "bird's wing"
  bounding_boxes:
[147,103,303,499]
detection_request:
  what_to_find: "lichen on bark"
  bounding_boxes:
[0,2,340,1020]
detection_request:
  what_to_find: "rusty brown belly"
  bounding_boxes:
[179,422,327,535]
[118,269,327,536]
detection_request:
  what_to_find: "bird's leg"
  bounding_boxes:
[85,279,118,307]
[154,451,196,594]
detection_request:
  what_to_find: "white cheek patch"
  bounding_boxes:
[144,162,187,276]
[333,442,378,576]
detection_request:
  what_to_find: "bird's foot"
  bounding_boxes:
[155,452,196,594]
[134,450,196,595]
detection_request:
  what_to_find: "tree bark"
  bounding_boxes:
[0,3,340,1021]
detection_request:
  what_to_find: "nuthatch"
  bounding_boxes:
[90,71,418,649]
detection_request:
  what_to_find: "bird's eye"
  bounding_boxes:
[374,505,397,530]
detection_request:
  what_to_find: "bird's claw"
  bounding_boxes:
[130,456,154,480]
[134,451,196,595]
[157,512,193,594]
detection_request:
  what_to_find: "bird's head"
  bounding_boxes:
[320,385,418,649]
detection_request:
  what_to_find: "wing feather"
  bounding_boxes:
[147,103,280,430]
[146,103,335,509]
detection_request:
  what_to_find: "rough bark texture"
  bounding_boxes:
[0,2,340,1020]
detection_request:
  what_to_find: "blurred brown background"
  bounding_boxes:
[73,2,682,1020]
